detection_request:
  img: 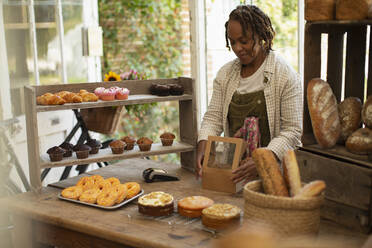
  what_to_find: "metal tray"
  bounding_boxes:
[58,189,144,210]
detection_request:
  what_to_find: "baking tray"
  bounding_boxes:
[58,189,144,210]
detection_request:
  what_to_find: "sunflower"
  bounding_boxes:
[104,71,121,82]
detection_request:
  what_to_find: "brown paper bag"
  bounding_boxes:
[202,136,245,193]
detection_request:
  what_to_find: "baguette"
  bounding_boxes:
[252,148,289,197]
[295,180,326,199]
[282,150,302,197]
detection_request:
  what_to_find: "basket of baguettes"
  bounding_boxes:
[243,148,326,237]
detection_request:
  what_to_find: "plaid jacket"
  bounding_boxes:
[198,51,303,161]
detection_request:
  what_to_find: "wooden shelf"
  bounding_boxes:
[301,144,372,169]
[36,94,193,112]
[307,20,372,26]
[40,142,194,169]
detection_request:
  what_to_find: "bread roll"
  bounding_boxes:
[336,0,369,20]
[307,78,340,148]
[282,150,302,197]
[345,127,372,155]
[338,97,362,143]
[295,180,326,198]
[252,148,289,197]
[362,96,372,129]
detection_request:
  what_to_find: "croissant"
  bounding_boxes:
[57,91,83,103]
[79,90,98,102]
[36,93,65,105]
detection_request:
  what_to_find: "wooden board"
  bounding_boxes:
[327,30,344,102]
[40,142,194,169]
[296,149,372,214]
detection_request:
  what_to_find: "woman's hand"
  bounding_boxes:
[231,157,257,184]
[195,140,207,179]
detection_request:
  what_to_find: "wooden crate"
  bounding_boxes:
[302,20,372,233]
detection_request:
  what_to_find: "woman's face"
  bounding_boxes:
[227,20,263,66]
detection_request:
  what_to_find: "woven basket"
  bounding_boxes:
[80,106,124,135]
[305,0,335,21]
[243,180,324,237]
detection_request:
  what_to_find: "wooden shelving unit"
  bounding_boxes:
[299,20,372,233]
[24,77,197,190]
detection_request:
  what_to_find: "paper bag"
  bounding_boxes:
[202,136,245,193]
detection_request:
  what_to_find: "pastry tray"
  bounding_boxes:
[58,189,144,210]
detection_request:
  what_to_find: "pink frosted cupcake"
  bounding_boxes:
[94,87,105,98]
[100,88,116,101]
[116,88,130,100]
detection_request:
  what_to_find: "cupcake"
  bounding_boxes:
[73,144,91,159]
[116,88,130,100]
[109,140,126,154]
[137,137,153,151]
[47,146,66,162]
[160,132,176,146]
[169,84,184,95]
[121,136,136,150]
[59,142,74,157]
[94,87,105,97]
[100,88,116,101]
[85,139,102,154]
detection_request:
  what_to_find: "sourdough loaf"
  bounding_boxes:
[345,127,372,155]
[362,96,372,129]
[295,180,326,199]
[282,150,302,197]
[336,0,369,20]
[252,148,289,197]
[307,78,340,148]
[338,97,362,143]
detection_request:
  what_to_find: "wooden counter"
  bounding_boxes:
[0,158,368,248]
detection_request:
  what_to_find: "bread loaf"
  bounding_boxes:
[295,180,326,199]
[336,0,369,20]
[282,150,302,197]
[338,97,362,143]
[362,96,372,129]
[345,127,372,155]
[305,0,335,21]
[307,78,340,148]
[252,148,289,197]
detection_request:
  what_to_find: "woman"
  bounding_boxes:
[196,5,303,183]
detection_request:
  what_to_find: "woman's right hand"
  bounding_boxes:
[195,140,207,179]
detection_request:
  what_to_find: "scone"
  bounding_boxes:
[138,191,174,216]
[177,196,214,218]
[202,203,241,230]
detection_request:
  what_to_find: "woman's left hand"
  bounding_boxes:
[231,157,257,184]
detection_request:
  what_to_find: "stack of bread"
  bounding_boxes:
[307,78,372,156]
[252,148,326,198]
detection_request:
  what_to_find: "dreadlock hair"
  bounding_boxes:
[225,5,275,54]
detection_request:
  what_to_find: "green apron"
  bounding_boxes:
[228,90,271,147]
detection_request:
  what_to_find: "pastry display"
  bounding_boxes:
[160,132,176,146]
[59,142,74,157]
[36,89,98,105]
[121,136,136,150]
[61,175,142,207]
[109,140,126,154]
[73,144,92,159]
[85,139,102,154]
[47,146,66,162]
[201,203,241,230]
[177,196,214,218]
[138,191,174,216]
[137,137,153,151]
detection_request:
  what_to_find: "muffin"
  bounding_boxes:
[169,84,184,95]
[137,137,153,151]
[109,140,126,154]
[47,146,66,162]
[73,144,91,159]
[160,132,176,146]
[59,142,74,157]
[121,136,136,150]
[85,139,102,154]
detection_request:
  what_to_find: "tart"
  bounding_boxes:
[138,191,174,216]
[201,203,241,230]
[177,196,214,218]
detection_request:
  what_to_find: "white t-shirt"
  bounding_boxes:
[237,58,267,94]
